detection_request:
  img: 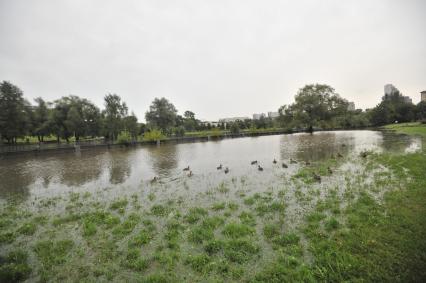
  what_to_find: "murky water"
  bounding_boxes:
[0,130,422,201]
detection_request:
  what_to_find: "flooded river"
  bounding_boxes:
[0,130,421,201]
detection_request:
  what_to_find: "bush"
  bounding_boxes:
[117,130,132,145]
[143,129,166,142]
[173,126,185,137]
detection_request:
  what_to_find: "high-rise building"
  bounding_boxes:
[382,84,412,104]
[267,112,279,118]
[421,90,426,102]
[252,113,266,120]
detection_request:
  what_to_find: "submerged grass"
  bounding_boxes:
[0,145,425,282]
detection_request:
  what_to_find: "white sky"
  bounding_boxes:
[1,0,425,121]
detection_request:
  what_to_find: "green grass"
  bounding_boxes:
[383,122,426,137]
[1,143,425,282]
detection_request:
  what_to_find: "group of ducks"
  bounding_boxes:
[151,153,342,183]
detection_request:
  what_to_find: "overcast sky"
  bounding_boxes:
[0,0,425,121]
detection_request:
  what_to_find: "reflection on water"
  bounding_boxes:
[0,130,422,200]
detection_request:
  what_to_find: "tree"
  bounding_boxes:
[33,97,50,141]
[49,96,101,142]
[289,84,348,131]
[123,113,139,139]
[416,101,426,121]
[0,81,29,143]
[103,94,128,140]
[145,97,177,134]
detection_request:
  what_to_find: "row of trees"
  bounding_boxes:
[0,81,216,144]
[1,81,425,144]
[276,84,426,131]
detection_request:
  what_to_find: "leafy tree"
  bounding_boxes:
[123,113,138,139]
[230,122,240,134]
[290,84,348,131]
[0,81,29,143]
[33,97,50,141]
[103,94,128,140]
[145,97,177,134]
[416,101,426,121]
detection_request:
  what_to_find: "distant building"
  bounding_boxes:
[252,113,266,120]
[201,121,220,127]
[382,84,412,104]
[218,117,250,123]
[421,90,426,102]
[347,102,355,111]
[267,111,279,119]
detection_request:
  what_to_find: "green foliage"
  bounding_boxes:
[117,130,132,145]
[145,97,178,134]
[143,129,166,141]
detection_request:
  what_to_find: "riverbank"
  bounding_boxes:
[0,131,424,282]
[383,122,426,137]
[1,127,372,156]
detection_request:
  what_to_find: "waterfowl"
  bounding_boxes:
[183,166,190,171]
[187,171,193,177]
[258,165,264,171]
[290,158,297,164]
[150,176,158,183]
[251,160,258,165]
[337,153,343,158]
[217,164,223,170]
[313,173,321,182]
[360,151,368,158]
[305,161,311,166]
[273,159,277,164]
[282,163,288,168]
[328,167,333,174]
[224,167,229,174]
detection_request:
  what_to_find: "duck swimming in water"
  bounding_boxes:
[251,160,258,165]
[273,159,277,164]
[258,165,264,171]
[217,164,222,170]
[183,166,190,171]
[150,176,158,183]
[290,158,297,164]
[187,171,193,177]
[327,167,333,174]
[282,163,288,168]
[224,167,229,174]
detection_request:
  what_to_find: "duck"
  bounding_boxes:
[313,173,321,182]
[327,167,333,174]
[217,164,223,170]
[150,176,158,183]
[290,158,297,164]
[187,171,193,177]
[360,151,368,158]
[273,159,277,164]
[337,153,343,158]
[224,167,229,174]
[251,160,258,165]
[282,163,288,168]
[258,165,264,171]
[305,161,311,166]
[183,166,190,171]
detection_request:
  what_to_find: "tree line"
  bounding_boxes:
[0,81,203,144]
[1,81,425,144]
[277,84,426,132]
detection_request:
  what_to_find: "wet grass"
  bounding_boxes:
[0,149,425,281]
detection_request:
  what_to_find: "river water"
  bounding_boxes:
[0,130,422,201]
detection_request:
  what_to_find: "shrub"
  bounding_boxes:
[143,129,166,141]
[117,130,132,145]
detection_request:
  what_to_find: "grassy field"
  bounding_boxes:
[0,138,425,282]
[384,122,426,137]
